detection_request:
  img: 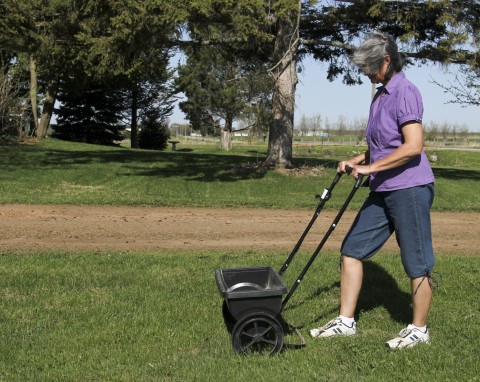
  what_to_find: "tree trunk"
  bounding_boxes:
[264,1,300,168]
[29,54,39,136]
[37,78,58,139]
[220,129,232,151]
[130,85,139,149]
[220,113,233,151]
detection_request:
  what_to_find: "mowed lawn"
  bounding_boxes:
[0,138,479,211]
[0,250,478,381]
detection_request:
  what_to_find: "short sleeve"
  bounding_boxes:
[397,84,423,127]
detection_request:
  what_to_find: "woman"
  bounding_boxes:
[310,32,436,349]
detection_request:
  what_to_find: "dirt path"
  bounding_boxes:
[0,205,478,256]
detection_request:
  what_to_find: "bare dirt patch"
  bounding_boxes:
[0,205,478,256]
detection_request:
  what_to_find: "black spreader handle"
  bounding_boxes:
[278,170,343,276]
[280,170,364,310]
[345,165,364,189]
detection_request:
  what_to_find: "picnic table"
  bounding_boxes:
[168,140,180,151]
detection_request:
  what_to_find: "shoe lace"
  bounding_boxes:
[398,327,413,338]
[325,317,342,329]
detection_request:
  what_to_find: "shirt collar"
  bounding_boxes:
[379,71,405,94]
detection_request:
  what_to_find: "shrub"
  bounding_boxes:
[138,117,170,150]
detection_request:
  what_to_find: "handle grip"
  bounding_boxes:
[344,165,365,189]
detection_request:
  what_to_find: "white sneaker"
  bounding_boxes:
[310,316,357,338]
[386,325,430,349]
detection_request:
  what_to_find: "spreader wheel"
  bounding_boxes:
[231,312,284,355]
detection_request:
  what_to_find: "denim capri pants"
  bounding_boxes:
[341,183,435,278]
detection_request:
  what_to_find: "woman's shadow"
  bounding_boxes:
[356,261,412,323]
[308,260,412,326]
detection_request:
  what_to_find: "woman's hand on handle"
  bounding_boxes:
[337,161,355,174]
[338,162,373,180]
[337,151,369,177]
[351,164,374,179]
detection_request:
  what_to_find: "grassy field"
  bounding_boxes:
[0,139,479,211]
[0,249,478,381]
[0,139,479,381]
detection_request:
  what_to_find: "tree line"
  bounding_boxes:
[1,0,478,166]
[294,113,474,145]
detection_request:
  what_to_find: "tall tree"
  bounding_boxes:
[0,60,25,141]
[264,0,301,167]
[2,0,180,144]
[75,0,180,148]
[3,0,81,138]
[275,0,479,167]
[180,0,274,150]
[176,45,272,150]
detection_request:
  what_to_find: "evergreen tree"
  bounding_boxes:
[76,0,179,148]
[138,111,171,150]
[53,79,125,145]
[176,45,272,150]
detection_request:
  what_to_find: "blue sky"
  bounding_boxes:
[171,56,479,132]
[295,57,479,132]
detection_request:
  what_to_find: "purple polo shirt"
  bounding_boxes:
[366,71,435,191]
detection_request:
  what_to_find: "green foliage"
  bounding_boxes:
[0,250,478,381]
[1,0,180,144]
[300,1,479,85]
[53,80,125,146]
[177,46,271,134]
[186,0,275,44]
[138,116,171,150]
[76,0,180,79]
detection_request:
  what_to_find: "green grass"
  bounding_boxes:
[0,140,478,380]
[0,139,479,211]
[0,249,478,381]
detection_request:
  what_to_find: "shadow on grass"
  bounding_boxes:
[432,167,480,181]
[2,143,342,183]
[300,261,411,327]
[4,142,479,183]
[128,152,271,182]
[1,145,271,182]
[357,261,411,324]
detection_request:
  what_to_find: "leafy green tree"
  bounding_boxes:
[1,0,179,144]
[1,0,81,138]
[261,0,479,166]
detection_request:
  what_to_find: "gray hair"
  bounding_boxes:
[351,32,403,80]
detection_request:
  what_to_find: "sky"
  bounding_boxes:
[170,56,479,132]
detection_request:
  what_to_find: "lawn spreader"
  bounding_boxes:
[215,167,364,355]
